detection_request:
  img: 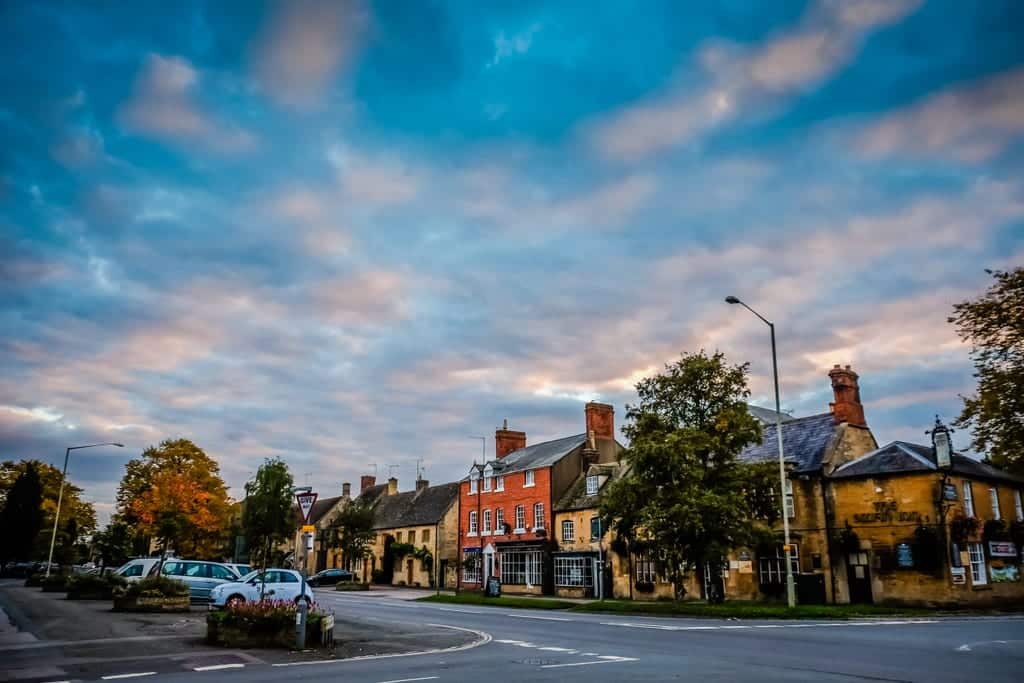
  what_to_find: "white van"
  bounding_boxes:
[114,557,164,582]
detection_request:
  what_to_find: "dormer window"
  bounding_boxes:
[469,471,479,495]
[586,475,599,496]
[483,465,493,492]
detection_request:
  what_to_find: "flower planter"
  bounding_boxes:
[206,616,327,649]
[113,595,191,612]
[68,590,113,600]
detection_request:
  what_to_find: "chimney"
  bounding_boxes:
[360,475,376,494]
[342,482,351,498]
[416,478,429,493]
[495,418,527,459]
[829,365,867,427]
[387,477,398,496]
[585,402,615,441]
[581,429,600,468]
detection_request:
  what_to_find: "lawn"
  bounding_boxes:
[417,593,578,610]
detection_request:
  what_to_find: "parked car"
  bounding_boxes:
[209,569,315,608]
[114,557,164,582]
[308,568,355,586]
[226,563,252,577]
[147,560,241,601]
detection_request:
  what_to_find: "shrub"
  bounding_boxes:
[66,573,128,599]
[335,582,369,591]
[114,575,189,599]
[24,573,45,588]
[206,600,330,648]
[41,574,69,592]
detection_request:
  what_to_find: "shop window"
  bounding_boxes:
[759,544,799,586]
[554,556,592,587]
[499,548,543,585]
[462,552,480,583]
[967,542,987,586]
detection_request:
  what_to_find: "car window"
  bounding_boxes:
[210,565,236,580]
[121,564,142,577]
[276,571,299,584]
[161,561,184,576]
[184,562,206,577]
[246,572,265,584]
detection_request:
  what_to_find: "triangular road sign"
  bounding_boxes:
[296,492,318,524]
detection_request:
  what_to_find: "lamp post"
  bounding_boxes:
[46,442,123,578]
[291,485,313,650]
[469,437,486,592]
[726,295,796,608]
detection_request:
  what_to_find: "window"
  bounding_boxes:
[395,531,402,543]
[562,519,575,542]
[784,479,796,519]
[483,466,492,492]
[121,564,143,578]
[759,544,799,585]
[1015,491,1023,522]
[496,475,505,491]
[963,482,975,517]
[499,548,543,585]
[554,556,593,587]
[524,470,535,487]
[533,502,545,530]
[422,528,430,544]
[495,508,505,534]
[184,562,205,577]
[468,511,478,535]
[590,516,601,540]
[989,486,1001,520]
[586,475,599,496]
[469,473,478,495]
[483,509,492,534]
[635,553,657,584]
[968,542,987,585]
[514,505,526,532]
[462,551,480,583]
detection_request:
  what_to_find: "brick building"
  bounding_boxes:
[458,402,624,594]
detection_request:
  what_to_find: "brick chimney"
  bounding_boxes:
[416,478,429,493]
[495,419,527,459]
[360,475,376,494]
[585,402,615,441]
[829,364,866,427]
[387,477,398,496]
[342,482,351,498]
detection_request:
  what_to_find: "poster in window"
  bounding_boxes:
[896,543,913,568]
[988,541,1017,558]
[950,566,966,585]
[989,563,1020,583]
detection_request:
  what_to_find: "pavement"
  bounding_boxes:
[2,580,1023,682]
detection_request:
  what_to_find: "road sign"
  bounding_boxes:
[296,491,318,523]
[301,524,315,533]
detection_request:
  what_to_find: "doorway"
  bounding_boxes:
[406,559,414,585]
[847,552,873,604]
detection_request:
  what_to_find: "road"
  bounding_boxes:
[143,589,1024,683]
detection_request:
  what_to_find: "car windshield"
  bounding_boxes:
[239,570,260,583]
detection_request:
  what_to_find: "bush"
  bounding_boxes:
[66,573,128,600]
[114,575,189,600]
[206,600,330,648]
[24,573,45,588]
[335,582,369,591]
[41,574,69,592]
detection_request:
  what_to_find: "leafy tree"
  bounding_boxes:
[116,439,231,559]
[326,498,377,572]
[950,267,1024,474]
[242,458,295,572]
[600,350,766,601]
[0,463,44,566]
[93,519,136,568]
[0,460,96,560]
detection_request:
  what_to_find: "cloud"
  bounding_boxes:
[489,23,543,68]
[858,67,1024,163]
[120,54,254,151]
[328,144,421,205]
[50,126,105,168]
[588,0,921,161]
[252,0,367,108]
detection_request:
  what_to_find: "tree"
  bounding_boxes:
[0,460,96,560]
[326,498,376,572]
[242,458,295,572]
[0,463,44,566]
[950,268,1024,474]
[600,350,766,601]
[92,520,135,568]
[116,439,231,559]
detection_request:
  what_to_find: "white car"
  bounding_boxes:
[208,569,315,609]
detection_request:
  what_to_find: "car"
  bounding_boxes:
[307,568,355,587]
[209,569,315,609]
[226,563,252,577]
[114,557,164,582]
[147,560,241,601]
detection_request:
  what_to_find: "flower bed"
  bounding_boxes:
[206,600,331,649]
[66,573,128,600]
[113,576,191,612]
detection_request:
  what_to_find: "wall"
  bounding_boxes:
[437,500,460,589]
[550,447,584,510]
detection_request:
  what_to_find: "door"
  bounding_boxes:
[406,559,414,585]
[847,552,873,604]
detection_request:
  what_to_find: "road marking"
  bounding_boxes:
[539,646,578,652]
[540,657,637,669]
[377,677,440,683]
[101,674,157,680]
[436,607,486,614]
[504,613,571,621]
[194,663,246,671]
[600,619,941,632]
[957,644,971,652]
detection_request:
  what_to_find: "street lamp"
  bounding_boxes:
[468,437,486,592]
[725,295,796,608]
[46,442,124,578]
[291,485,313,650]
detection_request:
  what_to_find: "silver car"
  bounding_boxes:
[147,560,241,601]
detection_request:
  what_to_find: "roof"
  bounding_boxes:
[303,495,343,526]
[832,441,1024,485]
[479,433,588,476]
[370,482,460,530]
[748,405,796,425]
[356,483,387,506]
[555,461,628,512]
[739,412,838,473]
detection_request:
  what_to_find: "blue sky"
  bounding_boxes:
[2,0,1022,524]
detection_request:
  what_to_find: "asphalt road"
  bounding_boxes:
[141,589,1024,683]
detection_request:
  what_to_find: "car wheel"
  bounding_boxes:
[226,594,245,608]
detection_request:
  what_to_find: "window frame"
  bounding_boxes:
[784,479,796,519]
[533,502,545,531]
[590,516,601,541]
[963,482,975,517]
[469,473,478,495]
[586,475,599,496]
[561,519,575,543]
[468,511,478,535]
[967,542,987,586]
[482,509,492,535]
[422,528,430,543]
[635,553,657,584]
[495,475,504,491]
[514,504,526,532]
[989,485,1001,520]
[483,466,493,492]
[524,470,535,487]
[1014,490,1023,522]
[495,507,505,534]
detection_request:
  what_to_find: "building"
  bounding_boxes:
[459,402,625,594]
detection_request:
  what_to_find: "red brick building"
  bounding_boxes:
[458,402,624,594]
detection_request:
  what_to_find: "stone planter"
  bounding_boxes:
[335,582,370,592]
[206,617,327,649]
[113,595,191,612]
[68,590,113,600]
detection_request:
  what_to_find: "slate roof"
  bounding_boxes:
[369,481,460,530]
[832,441,1024,485]
[739,412,838,473]
[748,405,796,424]
[478,433,589,476]
[555,462,629,512]
[307,495,343,525]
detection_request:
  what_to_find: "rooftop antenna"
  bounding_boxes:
[303,471,313,486]
[387,463,400,479]
[368,463,378,476]
[415,458,425,480]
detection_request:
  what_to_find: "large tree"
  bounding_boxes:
[92,519,135,568]
[242,458,295,571]
[950,267,1024,474]
[116,439,232,559]
[327,498,376,572]
[0,460,96,560]
[0,463,44,566]
[600,350,767,600]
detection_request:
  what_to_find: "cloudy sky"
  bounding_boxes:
[2,0,1022,525]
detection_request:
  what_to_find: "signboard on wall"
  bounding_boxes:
[942,484,957,501]
[990,563,1020,583]
[896,543,914,568]
[950,567,966,585]
[989,541,1018,558]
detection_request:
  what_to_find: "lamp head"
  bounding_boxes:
[725,296,741,304]
[113,443,124,448]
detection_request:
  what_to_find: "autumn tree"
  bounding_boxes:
[0,463,44,567]
[600,350,766,601]
[116,439,231,559]
[242,458,295,571]
[0,460,96,560]
[327,498,376,572]
[950,267,1024,474]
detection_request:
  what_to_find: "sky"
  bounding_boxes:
[1,0,1022,526]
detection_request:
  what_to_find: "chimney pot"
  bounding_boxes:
[828,365,867,427]
[360,475,376,494]
[387,477,398,496]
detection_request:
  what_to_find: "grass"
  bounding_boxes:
[418,593,578,610]
[568,600,932,619]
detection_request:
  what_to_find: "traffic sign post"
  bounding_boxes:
[293,489,317,650]
[296,492,318,524]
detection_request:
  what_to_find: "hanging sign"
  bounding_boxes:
[988,541,1017,558]
[950,567,966,585]
[296,492,318,524]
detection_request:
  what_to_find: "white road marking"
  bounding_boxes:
[957,644,971,652]
[600,619,941,632]
[378,677,440,683]
[539,646,578,652]
[541,657,638,669]
[193,663,245,671]
[101,674,157,680]
[437,607,486,614]
[503,613,571,621]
